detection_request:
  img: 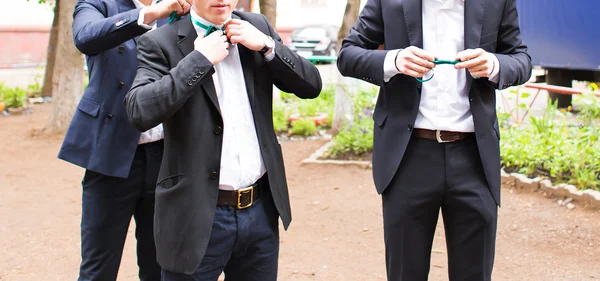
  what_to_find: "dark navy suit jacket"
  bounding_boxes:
[337,0,532,205]
[59,0,167,178]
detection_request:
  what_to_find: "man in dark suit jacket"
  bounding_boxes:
[58,0,190,280]
[338,0,531,280]
[124,0,322,279]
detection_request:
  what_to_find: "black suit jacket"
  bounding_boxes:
[124,11,322,274]
[337,0,532,205]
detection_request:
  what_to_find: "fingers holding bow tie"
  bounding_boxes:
[454,48,496,78]
[223,19,269,51]
[194,30,229,65]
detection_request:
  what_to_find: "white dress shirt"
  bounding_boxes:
[383,0,500,132]
[133,0,164,144]
[190,9,274,190]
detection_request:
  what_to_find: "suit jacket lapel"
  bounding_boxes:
[177,17,221,114]
[464,0,485,94]
[403,0,423,49]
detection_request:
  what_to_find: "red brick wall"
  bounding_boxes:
[0,26,50,68]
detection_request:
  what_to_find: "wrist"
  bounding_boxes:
[488,55,496,77]
[258,35,274,54]
[394,49,402,73]
[142,6,159,24]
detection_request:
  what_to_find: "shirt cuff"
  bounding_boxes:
[383,49,401,82]
[138,7,154,30]
[488,54,500,83]
[263,44,276,61]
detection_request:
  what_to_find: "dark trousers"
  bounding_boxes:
[382,136,498,281]
[161,188,280,281]
[78,140,163,281]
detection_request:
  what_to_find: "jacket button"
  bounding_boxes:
[107,114,113,119]
[118,81,125,88]
[214,126,223,135]
[192,77,198,82]
[210,171,219,179]
[118,46,124,53]
[199,68,205,74]
[188,81,193,86]
[407,124,413,131]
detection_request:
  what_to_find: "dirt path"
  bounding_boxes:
[1,104,598,280]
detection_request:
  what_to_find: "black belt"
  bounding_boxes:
[217,182,261,209]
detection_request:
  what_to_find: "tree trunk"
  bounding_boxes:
[46,0,84,133]
[259,0,277,28]
[336,0,360,53]
[41,0,59,97]
[332,0,360,133]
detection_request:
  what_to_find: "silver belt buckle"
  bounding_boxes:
[435,130,451,143]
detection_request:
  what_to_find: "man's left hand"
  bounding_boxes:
[454,48,496,78]
[223,19,268,51]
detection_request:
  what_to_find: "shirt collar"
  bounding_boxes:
[435,0,464,10]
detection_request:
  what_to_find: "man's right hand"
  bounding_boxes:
[395,46,436,78]
[194,31,230,65]
[143,0,191,25]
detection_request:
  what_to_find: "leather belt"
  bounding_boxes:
[412,128,474,143]
[217,183,261,209]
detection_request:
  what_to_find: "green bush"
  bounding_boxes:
[274,85,336,132]
[1,86,28,108]
[27,82,41,97]
[0,83,4,102]
[327,115,373,157]
[500,100,600,190]
[326,87,378,157]
[573,91,600,125]
[272,102,289,133]
[290,119,317,136]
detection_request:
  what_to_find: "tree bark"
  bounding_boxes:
[41,0,59,97]
[336,0,360,52]
[332,0,360,133]
[259,0,277,28]
[46,0,84,133]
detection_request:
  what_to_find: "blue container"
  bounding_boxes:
[516,0,600,72]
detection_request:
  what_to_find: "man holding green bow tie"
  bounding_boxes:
[125,0,322,280]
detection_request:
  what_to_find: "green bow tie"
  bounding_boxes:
[416,59,462,83]
[190,15,223,37]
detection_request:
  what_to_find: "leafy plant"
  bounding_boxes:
[290,119,317,136]
[272,102,289,133]
[573,91,600,125]
[27,82,42,97]
[500,101,600,191]
[1,87,28,108]
[0,83,5,102]
[327,115,373,157]
[326,87,378,157]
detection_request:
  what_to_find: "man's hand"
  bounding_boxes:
[454,48,496,78]
[223,19,268,51]
[395,46,436,79]
[144,0,192,24]
[194,30,229,65]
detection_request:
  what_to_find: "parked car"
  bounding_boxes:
[287,25,339,60]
